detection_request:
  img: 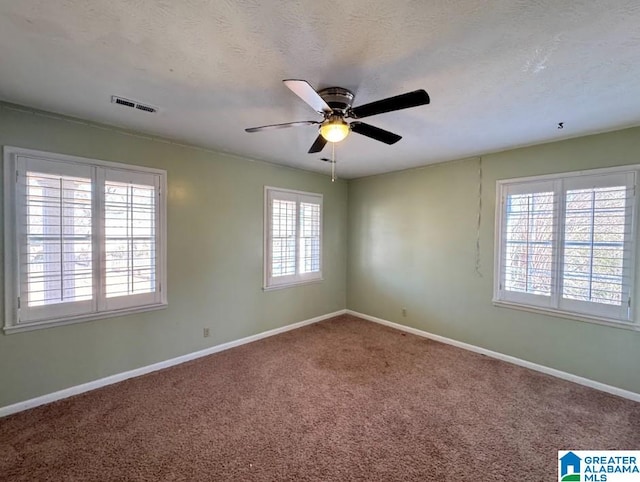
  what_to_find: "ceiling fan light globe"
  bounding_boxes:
[320,121,350,143]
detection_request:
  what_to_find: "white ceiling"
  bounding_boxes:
[1,1,639,179]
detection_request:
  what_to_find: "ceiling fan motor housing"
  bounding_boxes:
[318,87,354,115]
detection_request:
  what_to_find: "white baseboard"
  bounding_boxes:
[0,309,347,418]
[346,310,640,403]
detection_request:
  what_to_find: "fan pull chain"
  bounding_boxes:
[331,142,336,182]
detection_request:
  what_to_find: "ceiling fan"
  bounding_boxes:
[245,80,430,153]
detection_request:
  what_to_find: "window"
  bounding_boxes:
[3,147,167,333]
[264,187,322,289]
[494,166,637,327]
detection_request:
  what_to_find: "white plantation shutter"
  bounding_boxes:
[265,187,322,289]
[495,169,637,325]
[271,196,297,277]
[18,158,95,322]
[559,173,634,320]
[500,180,558,308]
[102,170,162,311]
[4,147,167,333]
[299,201,321,274]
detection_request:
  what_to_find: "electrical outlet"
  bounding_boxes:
[203,328,210,338]
[402,308,407,317]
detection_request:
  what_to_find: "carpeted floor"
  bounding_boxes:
[1,315,639,481]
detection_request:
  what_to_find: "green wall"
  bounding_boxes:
[0,104,348,407]
[2,101,639,408]
[347,126,640,393]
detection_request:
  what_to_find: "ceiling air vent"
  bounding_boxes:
[111,95,158,114]
[135,104,156,113]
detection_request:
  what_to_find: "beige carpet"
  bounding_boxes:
[1,315,639,481]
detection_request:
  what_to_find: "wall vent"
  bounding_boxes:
[111,95,158,114]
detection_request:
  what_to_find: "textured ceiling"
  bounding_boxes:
[1,0,639,178]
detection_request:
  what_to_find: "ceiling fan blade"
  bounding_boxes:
[284,79,332,114]
[308,134,328,153]
[245,121,319,133]
[350,122,402,145]
[350,89,430,119]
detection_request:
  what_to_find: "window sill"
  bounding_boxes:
[3,302,168,334]
[263,278,324,292]
[492,300,640,332]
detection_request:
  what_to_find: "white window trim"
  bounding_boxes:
[263,186,323,291]
[493,164,640,332]
[3,146,168,334]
